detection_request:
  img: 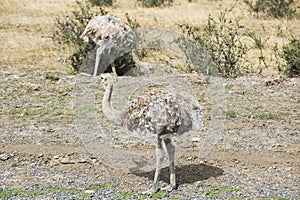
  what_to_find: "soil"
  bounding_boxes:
[0,72,299,199]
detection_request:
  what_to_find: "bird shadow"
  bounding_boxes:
[130,162,224,185]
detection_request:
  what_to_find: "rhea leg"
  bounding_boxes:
[111,63,117,76]
[142,137,164,194]
[93,47,101,76]
[109,47,118,76]
[162,138,176,191]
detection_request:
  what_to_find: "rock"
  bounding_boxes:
[0,153,11,161]
[191,137,201,142]
[60,157,76,164]
[78,158,88,163]
[50,160,60,167]
[47,128,55,132]
[84,190,95,194]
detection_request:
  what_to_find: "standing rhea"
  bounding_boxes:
[100,73,202,194]
[81,16,152,76]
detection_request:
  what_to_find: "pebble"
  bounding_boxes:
[191,137,201,142]
[84,190,95,194]
[1,73,299,199]
[60,157,76,164]
[0,153,11,161]
[46,128,55,132]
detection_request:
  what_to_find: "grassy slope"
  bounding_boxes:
[0,0,299,75]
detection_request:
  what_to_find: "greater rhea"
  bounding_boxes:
[100,73,202,194]
[81,16,152,76]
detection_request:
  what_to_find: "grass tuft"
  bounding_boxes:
[225,110,238,118]
[203,185,243,198]
[86,182,117,190]
[45,73,60,82]
[113,190,169,200]
[0,182,117,199]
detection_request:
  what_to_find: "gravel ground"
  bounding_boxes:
[0,72,299,199]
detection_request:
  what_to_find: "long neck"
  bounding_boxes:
[102,84,119,123]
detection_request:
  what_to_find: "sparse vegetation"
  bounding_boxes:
[45,73,60,82]
[52,0,107,72]
[246,27,270,74]
[244,0,297,18]
[0,186,80,199]
[203,185,243,198]
[289,132,299,136]
[137,0,173,7]
[0,182,117,199]
[282,37,300,77]
[179,7,249,77]
[113,191,145,199]
[125,13,141,30]
[179,5,299,77]
[86,182,117,190]
[1,0,300,199]
[51,1,146,75]
[255,112,276,120]
[89,0,114,6]
[113,190,169,200]
[226,110,238,118]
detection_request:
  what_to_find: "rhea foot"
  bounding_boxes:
[161,184,176,192]
[141,187,158,195]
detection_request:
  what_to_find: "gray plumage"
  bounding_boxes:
[100,73,202,194]
[81,16,152,76]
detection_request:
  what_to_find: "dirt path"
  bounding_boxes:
[0,72,299,199]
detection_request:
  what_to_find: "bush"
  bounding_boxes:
[137,0,173,7]
[282,37,300,77]
[125,13,140,30]
[89,0,113,6]
[179,7,249,78]
[246,28,270,74]
[52,0,144,75]
[244,0,296,18]
[52,1,107,71]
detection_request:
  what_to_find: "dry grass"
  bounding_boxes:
[0,0,299,75]
[0,0,75,73]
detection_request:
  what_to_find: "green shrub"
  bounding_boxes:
[246,27,270,73]
[52,1,144,75]
[137,0,173,7]
[244,0,296,18]
[125,13,140,30]
[89,0,113,6]
[282,37,300,77]
[52,1,107,71]
[179,7,249,78]
[225,110,237,118]
[45,73,60,82]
